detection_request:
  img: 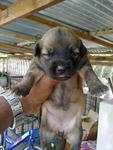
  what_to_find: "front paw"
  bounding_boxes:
[12,86,30,96]
[89,84,108,95]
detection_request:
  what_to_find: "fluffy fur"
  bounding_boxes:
[13,27,108,150]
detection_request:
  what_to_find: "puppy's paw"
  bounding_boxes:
[12,86,29,96]
[89,84,108,95]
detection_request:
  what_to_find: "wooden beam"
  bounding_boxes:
[0,31,36,42]
[0,42,33,54]
[0,4,7,10]
[0,48,23,54]
[88,51,113,54]
[87,47,113,54]
[26,15,60,28]
[70,30,113,49]
[0,4,36,42]
[89,29,113,36]
[26,15,113,49]
[0,46,32,54]
[0,51,12,54]
[0,1,63,42]
[91,61,113,66]
[88,55,113,61]
[1,2,113,50]
[0,42,32,51]
[0,49,12,53]
[10,54,33,59]
[0,0,64,26]
[0,3,36,42]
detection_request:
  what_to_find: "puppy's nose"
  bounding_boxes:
[56,65,65,74]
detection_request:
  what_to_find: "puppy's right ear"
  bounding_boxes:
[33,43,41,56]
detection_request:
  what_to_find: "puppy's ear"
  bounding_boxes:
[33,42,41,56]
[79,41,87,56]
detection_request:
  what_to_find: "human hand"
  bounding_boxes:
[21,75,59,114]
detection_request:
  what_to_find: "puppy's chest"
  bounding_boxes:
[50,76,79,108]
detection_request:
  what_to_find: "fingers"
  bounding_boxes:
[21,75,59,114]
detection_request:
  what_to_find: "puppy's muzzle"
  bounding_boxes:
[56,65,66,75]
[54,60,72,75]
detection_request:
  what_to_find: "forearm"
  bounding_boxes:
[0,96,13,133]
[0,75,59,133]
[21,75,59,114]
[78,55,108,95]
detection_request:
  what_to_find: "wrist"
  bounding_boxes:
[20,96,41,114]
[20,96,33,114]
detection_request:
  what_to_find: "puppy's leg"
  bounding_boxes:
[66,123,82,150]
[12,62,44,96]
[56,136,66,150]
[12,72,35,96]
[40,104,55,150]
[40,126,55,150]
[65,105,83,150]
[78,56,108,95]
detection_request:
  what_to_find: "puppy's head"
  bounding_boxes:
[34,27,87,80]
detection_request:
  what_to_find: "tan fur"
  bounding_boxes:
[13,27,108,150]
[40,74,84,150]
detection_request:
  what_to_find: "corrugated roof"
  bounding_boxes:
[0,0,113,54]
[38,0,113,30]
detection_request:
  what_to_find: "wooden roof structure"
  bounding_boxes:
[0,0,113,63]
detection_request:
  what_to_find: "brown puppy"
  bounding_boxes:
[13,27,108,150]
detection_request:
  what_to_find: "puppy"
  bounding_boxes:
[13,27,108,150]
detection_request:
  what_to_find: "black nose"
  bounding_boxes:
[56,65,65,74]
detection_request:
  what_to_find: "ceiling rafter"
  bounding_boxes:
[0,1,63,42]
[0,2,36,42]
[0,5,36,42]
[0,0,64,26]
[0,46,32,54]
[0,31,36,42]
[0,42,32,51]
[26,15,113,49]
[0,48,24,54]
[26,15,59,28]
[88,55,113,61]
[91,61,113,66]
[9,54,33,58]
[0,1,113,51]
[89,29,113,36]
[0,4,7,10]
[0,42,32,54]
[88,51,113,54]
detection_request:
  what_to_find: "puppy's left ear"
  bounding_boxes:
[33,42,41,56]
[79,41,87,56]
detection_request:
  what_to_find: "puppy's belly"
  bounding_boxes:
[44,101,79,134]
